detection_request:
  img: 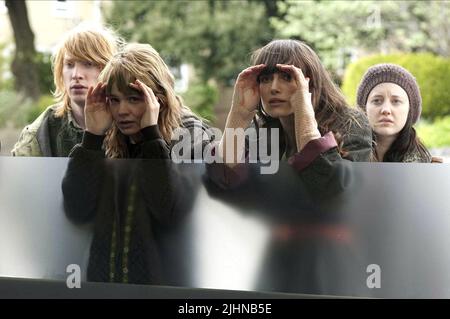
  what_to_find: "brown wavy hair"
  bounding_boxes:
[99,43,192,158]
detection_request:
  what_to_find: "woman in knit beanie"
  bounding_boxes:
[356,63,431,162]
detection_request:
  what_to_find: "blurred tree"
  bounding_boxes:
[5,0,40,101]
[273,0,450,80]
[104,0,282,85]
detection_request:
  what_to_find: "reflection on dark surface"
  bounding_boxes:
[1,157,450,297]
[204,161,365,296]
[62,155,198,285]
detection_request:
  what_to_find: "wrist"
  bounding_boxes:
[229,105,256,124]
[142,110,159,128]
[82,131,105,150]
[86,128,107,136]
[292,91,313,110]
[225,108,255,130]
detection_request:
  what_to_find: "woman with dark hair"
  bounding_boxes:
[356,63,433,162]
[209,39,372,191]
[205,40,373,295]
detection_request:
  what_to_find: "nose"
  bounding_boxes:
[270,74,281,94]
[117,101,130,116]
[71,63,84,80]
[380,101,392,115]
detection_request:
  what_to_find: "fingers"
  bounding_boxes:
[239,64,266,77]
[87,82,106,107]
[86,86,94,99]
[245,64,266,73]
[276,64,304,81]
[129,80,159,106]
[90,82,106,96]
[276,64,309,89]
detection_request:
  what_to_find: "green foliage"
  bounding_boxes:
[0,91,32,127]
[0,91,53,128]
[35,51,54,95]
[0,43,14,91]
[181,81,218,123]
[105,0,274,84]
[342,53,450,119]
[25,94,54,124]
[416,116,450,148]
[273,1,450,76]
[0,45,53,96]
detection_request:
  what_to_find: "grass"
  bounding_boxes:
[416,116,450,148]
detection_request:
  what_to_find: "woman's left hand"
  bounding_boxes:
[129,79,160,128]
[276,64,320,151]
[276,64,313,111]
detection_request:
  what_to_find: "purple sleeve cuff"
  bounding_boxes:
[206,144,250,189]
[288,132,337,172]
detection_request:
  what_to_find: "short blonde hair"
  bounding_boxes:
[99,43,191,158]
[52,23,122,117]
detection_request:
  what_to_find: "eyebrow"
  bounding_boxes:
[370,93,405,99]
[107,93,141,98]
[63,57,95,64]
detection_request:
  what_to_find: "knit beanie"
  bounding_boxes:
[356,63,422,124]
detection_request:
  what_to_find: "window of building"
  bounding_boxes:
[52,0,75,18]
[0,1,7,15]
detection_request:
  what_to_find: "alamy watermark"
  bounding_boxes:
[66,264,81,289]
[366,264,381,289]
[171,126,280,174]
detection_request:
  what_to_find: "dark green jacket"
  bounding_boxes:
[207,106,373,194]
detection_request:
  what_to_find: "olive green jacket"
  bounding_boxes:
[11,104,84,157]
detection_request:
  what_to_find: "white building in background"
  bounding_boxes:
[0,0,102,52]
[0,0,190,92]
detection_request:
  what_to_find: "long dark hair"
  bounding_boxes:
[250,39,360,154]
[376,110,431,162]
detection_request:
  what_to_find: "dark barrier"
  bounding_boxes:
[0,157,449,298]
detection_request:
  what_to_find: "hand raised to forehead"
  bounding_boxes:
[233,64,266,113]
[129,79,160,128]
[275,64,319,151]
[85,82,113,135]
[276,64,310,94]
[275,63,313,110]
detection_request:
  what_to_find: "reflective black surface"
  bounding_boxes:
[1,157,450,298]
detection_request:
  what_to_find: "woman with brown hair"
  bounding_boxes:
[62,43,208,285]
[205,39,374,295]
[79,42,206,159]
[209,39,372,191]
[356,63,436,163]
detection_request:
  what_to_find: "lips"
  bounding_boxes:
[269,98,286,105]
[71,84,87,89]
[118,121,135,128]
[379,118,394,124]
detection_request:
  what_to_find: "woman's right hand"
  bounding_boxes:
[232,64,266,114]
[84,82,112,135]
[219,64,265,164]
